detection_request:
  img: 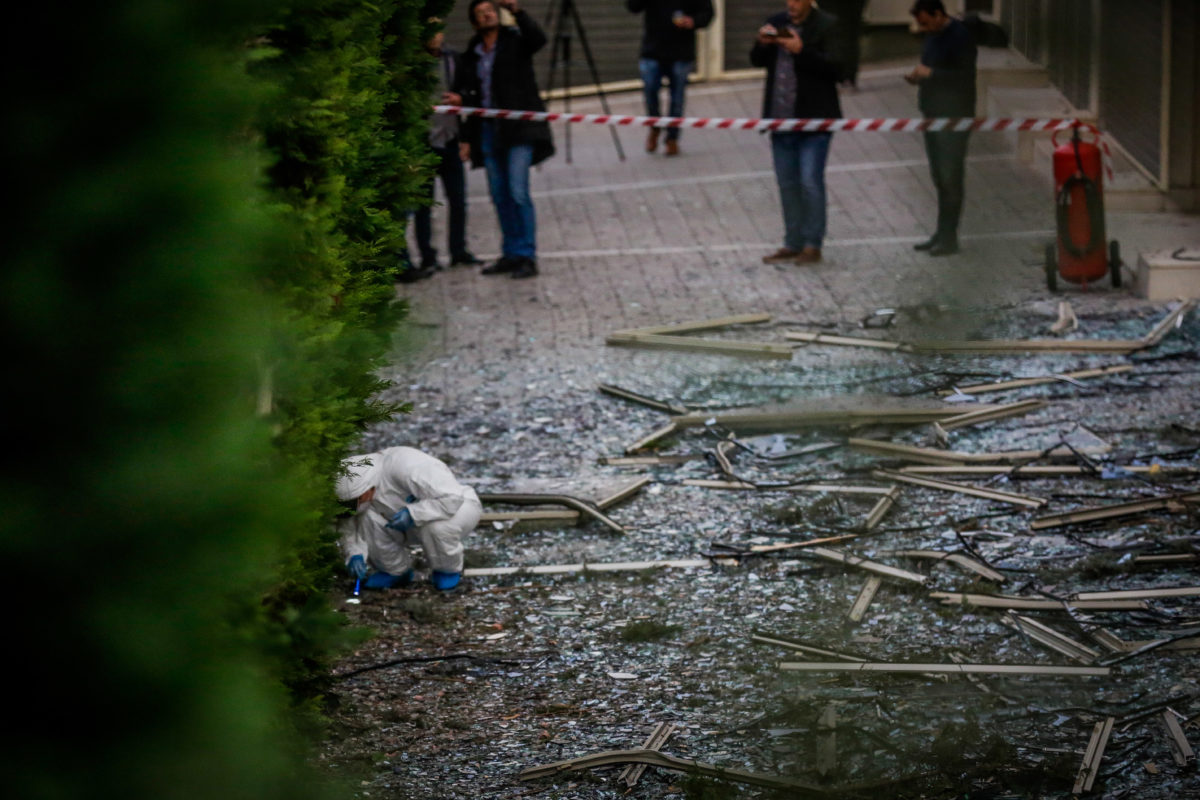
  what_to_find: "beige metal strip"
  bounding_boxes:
[625,422,678,454]
[596,476,652,510]
[937,399,1047,431]
[808,546,930,585]
[612,312,772,337]
[1162,710,1196,766]
[848,576,884,623]
[784,330,908,351]
[873,469,1048,508]
[1031,492,1200,530]
[607,332,793,359]
[618,722,676,788]
[930,592,1148,611]
[1073,717,1115,794]
[780,662,1110,676]
[937,365,1134,395]
[674,407,986,430]
[863,488,900,531]
[1072,586,1200,601]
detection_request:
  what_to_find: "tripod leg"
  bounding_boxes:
[563,37,572,163]
[543,17,562,114]
[565,0,625,161]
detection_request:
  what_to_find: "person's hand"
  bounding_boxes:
[347,554,368,580]
[497,0,518,12]
[386,507,415,533]
[757,24,778,45]
[672,13,694,30]
[907,64,931,83]
[442,91,462,106]
[779,29,803,54]
[459,141,471,162]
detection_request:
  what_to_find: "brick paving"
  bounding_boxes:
[395,69,1199,404]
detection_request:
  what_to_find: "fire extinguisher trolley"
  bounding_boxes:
[1045,125,1122,291]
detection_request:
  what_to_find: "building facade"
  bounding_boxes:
[438,1,1196,207]
[1001,0,1197,206]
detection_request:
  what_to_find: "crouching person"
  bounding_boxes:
[336,447,482,591]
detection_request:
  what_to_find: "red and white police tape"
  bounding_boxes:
[432,104,1113,177]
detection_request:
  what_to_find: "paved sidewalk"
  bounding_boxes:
[394,69,1200,403]
[348,67,1200,800]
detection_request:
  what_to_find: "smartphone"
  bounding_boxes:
[774,28,795,38]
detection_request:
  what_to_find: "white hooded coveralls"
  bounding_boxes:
[336,447,481,575]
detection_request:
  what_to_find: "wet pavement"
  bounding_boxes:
[327,69,1200,799]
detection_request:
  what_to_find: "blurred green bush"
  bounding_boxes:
[2,0,450,796]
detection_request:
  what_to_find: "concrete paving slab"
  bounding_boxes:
[397,68,1200,404]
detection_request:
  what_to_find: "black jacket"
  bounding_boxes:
[454,10,555,168]
[749,9,842,120]
[626,0,714,63]
[918,17,977,117]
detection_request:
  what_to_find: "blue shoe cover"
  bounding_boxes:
[430,570,461,591]
[364,568,414,589]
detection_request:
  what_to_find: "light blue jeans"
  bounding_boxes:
[639,58,693,142]
[771,131,833,251]
[481,122,536,259]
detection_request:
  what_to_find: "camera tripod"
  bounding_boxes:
[543,0,625,163]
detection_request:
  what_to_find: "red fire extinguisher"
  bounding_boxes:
[1045,125,1121,291]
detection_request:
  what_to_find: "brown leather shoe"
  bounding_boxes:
[664,139,680,156]
[646,130,659,153]
[794,247,822,264]
[762,247,801,264]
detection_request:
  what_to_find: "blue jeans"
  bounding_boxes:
[771,131,833,251]
[481,122,536,259]
[639,58,692,142]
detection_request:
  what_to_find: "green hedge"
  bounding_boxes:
[3,0,451,796]
[251,0,452,714]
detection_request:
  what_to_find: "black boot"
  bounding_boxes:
[481,256,520,275]
[419,248,440,271]
[396,265,434,283]
[913,235,940,251]
[929,238,959,256]
[510,258,538,279]
[451,251,483,267]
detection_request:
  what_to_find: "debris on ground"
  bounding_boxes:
[324,301,1200,799]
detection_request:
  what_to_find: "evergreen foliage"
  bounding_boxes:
[2,0,451,795]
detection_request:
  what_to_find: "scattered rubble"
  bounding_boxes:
[324,303,1200,799]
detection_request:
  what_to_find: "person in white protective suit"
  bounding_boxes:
[335,447,482,591]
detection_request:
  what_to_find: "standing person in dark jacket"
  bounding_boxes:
[751,0,842,265]
[821,0,866,89]
[413,27,482,272]
[906,0,977,256]
[452,0,554,279]
[626,0,714,156]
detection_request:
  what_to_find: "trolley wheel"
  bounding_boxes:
[1045,244,1058,292]
[1109,240,1123,288]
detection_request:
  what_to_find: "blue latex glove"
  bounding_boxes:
[347,554,368,580]
[386,507,415,533]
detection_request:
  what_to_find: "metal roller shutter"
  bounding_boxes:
[723,1,780,72]
[1003,0,1043,63]
[1045,0,1092,110]
[440,1,642,93]
[1099,0,1164,179]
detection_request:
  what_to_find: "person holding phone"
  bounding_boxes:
[906,0,977,256]
[751,0,843,265]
